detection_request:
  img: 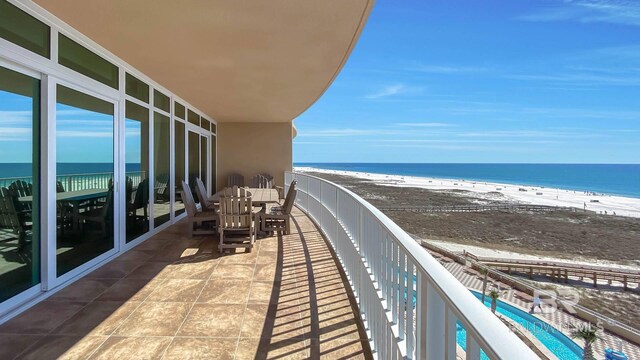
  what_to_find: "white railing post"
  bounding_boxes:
[466,332,481,360]
[286,171,538,360]
[425,281,446,359]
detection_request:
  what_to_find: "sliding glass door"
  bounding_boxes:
[0,65,40,303]
[124,101,149,242]
[55,84,116,276]
[187,129,209,200]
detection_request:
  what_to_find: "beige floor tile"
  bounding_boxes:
[123,261,172,279]
[248,281,279,304]
[16,335,107,360]
[52,301,139,336]
[312,338,371,359]
[177,303,244,337]
[145,279,205,302]
[162,259,218,279]
[0,301,87,335]
[211,263,255,280]
[115,302,191,336]
[240,303,305,339]
[48,278,119,302]
[162,337,237,360]
[253,262,279,281]
[86,260,142,279]
[90,336,172,360]
[0,334,42,359]
[196,279,251,304]
[235,337,309,360]
[94,277,164,302]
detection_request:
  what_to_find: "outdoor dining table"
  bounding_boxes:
[19,188,109,231]
[209,188,280,206]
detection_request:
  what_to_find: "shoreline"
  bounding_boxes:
[295,166,640,218]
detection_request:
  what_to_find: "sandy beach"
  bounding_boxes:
[297,168,640,330]
[295,166,640,218]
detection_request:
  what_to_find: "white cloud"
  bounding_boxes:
[395,122,458,127]
[56,130,112,138]
[517,0,640,26]
[364,84,408,99]
[408,64,490,74]
[297,129,390,137]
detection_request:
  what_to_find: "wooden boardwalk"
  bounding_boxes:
[464,253,640,291]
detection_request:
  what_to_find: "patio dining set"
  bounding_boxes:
[181,173,297,253]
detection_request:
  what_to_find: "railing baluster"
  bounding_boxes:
[406,258,415,358]
[286,171,538,360]
[466,332,481,360]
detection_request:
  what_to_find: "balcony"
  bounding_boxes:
[0,207,371,359]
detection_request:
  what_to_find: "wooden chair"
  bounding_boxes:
[260,183,297,235]
[222,185,250,197]
[227,173,244,187]
[78,188,113,237]
[154,174,170,202]
[249,174,273,189]
[219,192,255,252]
[195,177,215,211]
[0,187,30,250]
[181,181,218,236]
[128,178,149,223]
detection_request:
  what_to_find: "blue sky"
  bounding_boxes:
[293,0,640,163]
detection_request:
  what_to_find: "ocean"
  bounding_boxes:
[295,163,640,198]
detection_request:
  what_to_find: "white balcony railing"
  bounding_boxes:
[285,172,538,360]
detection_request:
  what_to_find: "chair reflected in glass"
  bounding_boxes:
[126,178,149,238]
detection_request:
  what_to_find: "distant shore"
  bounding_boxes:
[295,166,640,218]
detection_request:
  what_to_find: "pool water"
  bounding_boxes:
[455,291,583,360]
[404,277,582,359]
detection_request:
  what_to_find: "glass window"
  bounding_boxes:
[153,112,170,227]
[210,135,216,192]
[174,102,185,120]
[200,135,207,192]
[0,65,40,302]
[211,123,216,134]
[188,131,200,194]
[153,90,170,113]
[125,73,149,103]
[174,121,185,216]
[188,109,200,126]
[201,118,210,132]
[58,34,119,89]
[56,85,114,276]
[125,101,149,242]
[0,0,50,58]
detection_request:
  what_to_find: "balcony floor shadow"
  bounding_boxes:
[0,207,372,360]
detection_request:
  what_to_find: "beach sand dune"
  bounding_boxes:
[296,167,640,218]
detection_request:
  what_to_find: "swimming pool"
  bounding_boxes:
[454,291,583,360]
[404,276,582,359]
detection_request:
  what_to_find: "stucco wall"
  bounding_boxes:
[216,122,293,191]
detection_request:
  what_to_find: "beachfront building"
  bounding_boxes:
[0,1,537,358]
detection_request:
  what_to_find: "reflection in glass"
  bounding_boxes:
[56,85,114,276]
[0,65,40,302]
[153,112,170,227]
[200,135,207,193]
[188,131,200,198]
[174,121,185,216]
[125,101,149,242]
[211,135,216,192]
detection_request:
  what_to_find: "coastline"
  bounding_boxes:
[295,166,640,218]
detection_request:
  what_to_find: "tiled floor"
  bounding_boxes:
[0,208,372,359]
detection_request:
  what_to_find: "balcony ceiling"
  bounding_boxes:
[34,0,374,123]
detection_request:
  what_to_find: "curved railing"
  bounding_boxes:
[285,171,539,359]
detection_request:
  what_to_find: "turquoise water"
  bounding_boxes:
[295,163,640,198]
[403,281,582,359]
[455,291,583,360]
